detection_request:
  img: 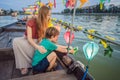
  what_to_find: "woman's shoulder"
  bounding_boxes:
[26,18,37,26]
[27,18,36,23]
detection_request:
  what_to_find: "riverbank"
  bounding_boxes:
[52,13,120,16]
[1,13,120,16]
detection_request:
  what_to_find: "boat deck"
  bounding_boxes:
[11,70,76,80]
[0,58,77,80]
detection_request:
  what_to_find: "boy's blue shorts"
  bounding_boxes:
[33,57,49,73]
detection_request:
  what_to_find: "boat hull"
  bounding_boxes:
[0,22,94,80]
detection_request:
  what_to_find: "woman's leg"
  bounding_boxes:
[13,37,37,74]
[46,52,57,71]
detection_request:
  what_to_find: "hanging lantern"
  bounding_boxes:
[66,0,76,9]
[64,31,74,44]
[83,42,99,61]
[82,42,99,80]
[79,0,88,8]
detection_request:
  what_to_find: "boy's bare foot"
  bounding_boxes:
[46,62,57,72]
[53,62,57,68]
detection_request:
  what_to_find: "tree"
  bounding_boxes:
[63,8,71,13]
[9,9,14,14]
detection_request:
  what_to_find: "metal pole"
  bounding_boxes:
[82,65,89,80]
[67,0,78,54]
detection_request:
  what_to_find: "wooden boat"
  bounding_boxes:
[0,22,94,80]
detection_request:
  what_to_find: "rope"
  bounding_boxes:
[52,19,120,47]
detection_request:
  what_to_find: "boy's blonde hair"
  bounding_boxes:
[45,27,59,38]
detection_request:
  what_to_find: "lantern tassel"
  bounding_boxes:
[54,0,56,8]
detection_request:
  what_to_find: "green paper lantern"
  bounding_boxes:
[83,42,99,61]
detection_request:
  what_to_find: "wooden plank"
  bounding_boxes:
[0,51,14,61]
[0,60,14,80]
[0,48,13,52]
[11,70,77,80]
[0,48,14,61]
[0,23,26,34]
[0,28,4,34]
[4,28,25,32]
[0,28,25,33]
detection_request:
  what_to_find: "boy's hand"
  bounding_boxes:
[69,49,74,54]
[69,46,78,55]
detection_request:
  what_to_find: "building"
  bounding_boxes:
[0,8,4,15]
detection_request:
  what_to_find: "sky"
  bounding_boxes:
[0,0,120,12]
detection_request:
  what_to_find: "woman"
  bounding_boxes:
[13,6,54,75]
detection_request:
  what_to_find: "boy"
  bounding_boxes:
[32,27,74,73]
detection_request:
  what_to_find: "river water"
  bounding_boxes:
[0,14,120,80]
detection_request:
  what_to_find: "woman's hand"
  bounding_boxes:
[37,46,47,54]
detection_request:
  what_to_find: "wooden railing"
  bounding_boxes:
[0,27,25,33]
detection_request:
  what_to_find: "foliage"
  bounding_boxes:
[62,3,120,13]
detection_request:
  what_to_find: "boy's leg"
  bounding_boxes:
[47,52,57,71]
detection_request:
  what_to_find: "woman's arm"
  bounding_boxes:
[27,26,46,53]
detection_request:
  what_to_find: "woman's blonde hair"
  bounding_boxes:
[37,6,50,42]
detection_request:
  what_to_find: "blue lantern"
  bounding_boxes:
[82,42,99,80]
[83,42,99,61]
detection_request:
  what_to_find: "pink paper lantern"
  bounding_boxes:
[64,31,74,44]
